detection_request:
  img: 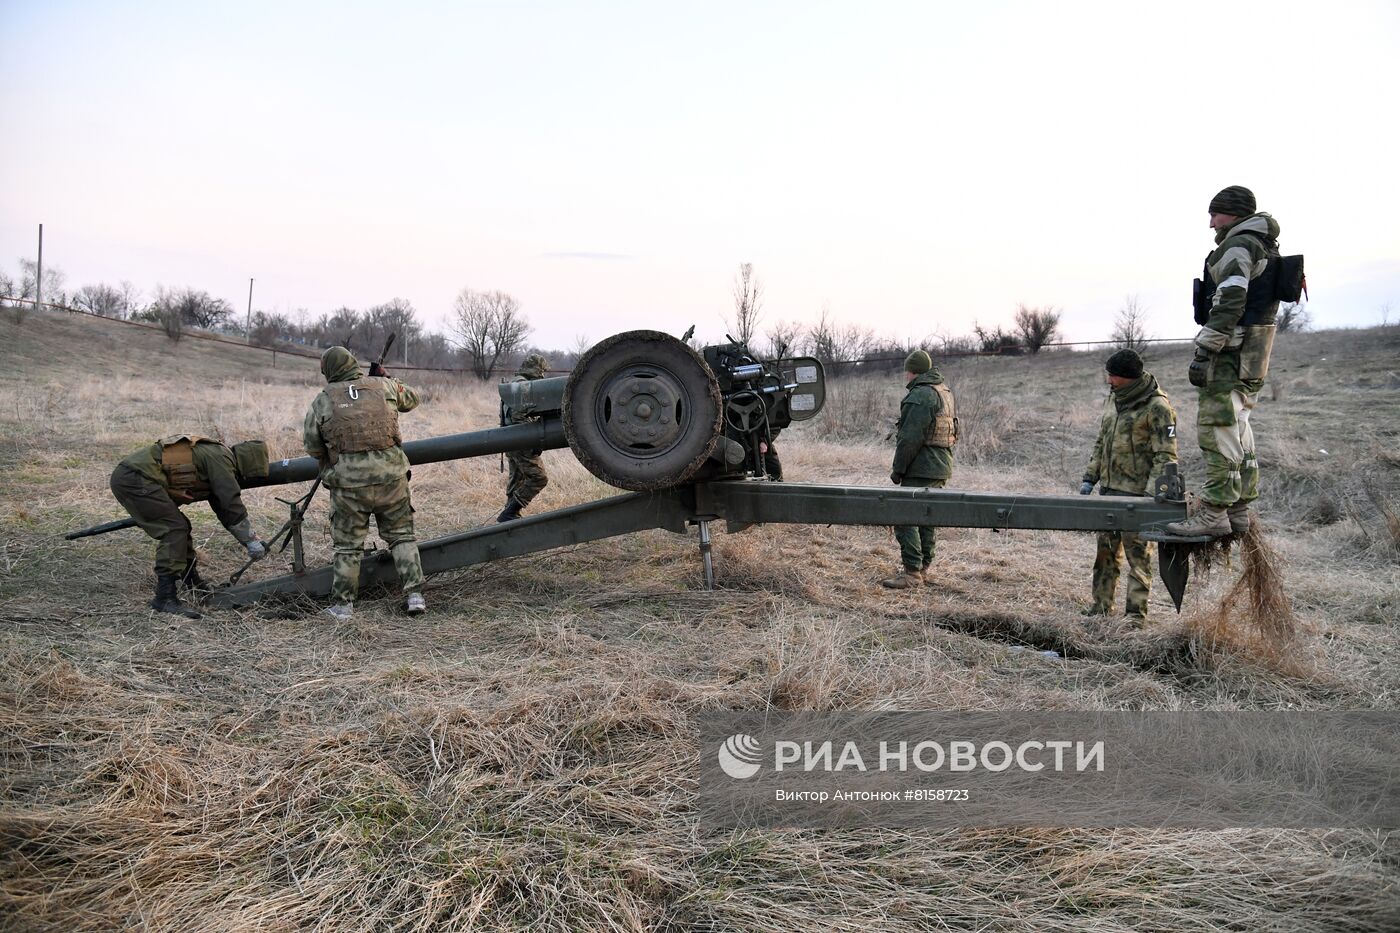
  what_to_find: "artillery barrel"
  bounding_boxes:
[243,418,569,488]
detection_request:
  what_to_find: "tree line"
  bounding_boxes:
[3,257,1314,379]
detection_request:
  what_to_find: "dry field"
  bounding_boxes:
[2,309,1399,931]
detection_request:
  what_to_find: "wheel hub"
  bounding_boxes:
[600,370,685,453]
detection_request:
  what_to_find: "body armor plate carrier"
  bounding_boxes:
[324,378,401,464]
[924,383,958,449]
[158,434,213,501]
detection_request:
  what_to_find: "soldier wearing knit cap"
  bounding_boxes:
[882,349,957,590]
[1080,349,1178,624]
[1166,185,1282,538]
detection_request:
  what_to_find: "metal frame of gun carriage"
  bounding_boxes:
[69,330,1206,611]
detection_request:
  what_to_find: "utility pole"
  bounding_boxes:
[35,224,43,313]
[245,278,254,343]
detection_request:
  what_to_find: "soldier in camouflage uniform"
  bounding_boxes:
[1079,349,1178,624]
[1167,186,1281,538]
[882,350,956,590]
[110,435,269,618]
[497,353,550,523]
[303,346,425,620]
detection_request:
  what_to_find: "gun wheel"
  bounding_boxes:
[564,330,722,491]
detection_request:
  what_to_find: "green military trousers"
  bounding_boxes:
[328,477,425,604]
[894,477,947,572]
[109,464,194,576]
[505,450,548,507]
[1196,349,1262,508]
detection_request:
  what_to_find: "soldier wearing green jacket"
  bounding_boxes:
[1167,185,1281,538]
[882,350,956,590]
[304,346,426,620]
[110,435,269,618]
[497,353,551,523]
[1080,349,1178,624]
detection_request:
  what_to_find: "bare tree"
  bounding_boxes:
[1276,302,1312,333]
[450,288,531,380]
[1013,304,1061,353]
[973,322,1024,355]
[18,258,66,309]
[805,306,875,374]
[1111,294,1151,352]
[366,298,422,362]
[249,311,295,348]
[727,262,764,347]
[0,271,20,322]
[765,319,802,359]
[72,283,129,319]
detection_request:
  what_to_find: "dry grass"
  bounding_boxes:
[2,311,1399,930]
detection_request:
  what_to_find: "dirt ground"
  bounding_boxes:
[2,310,1398,931]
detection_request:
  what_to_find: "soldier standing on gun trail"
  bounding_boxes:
[497,353,551,523]
[109,436,269,618]
[1167,185,1282,538]
[1079,349,1178,625]
[304,346,426,620]
[882,349,956,589]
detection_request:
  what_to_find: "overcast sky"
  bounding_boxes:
[3,0,1397,348]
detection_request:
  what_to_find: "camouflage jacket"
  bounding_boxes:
[1196,212,1281,353]
[304,367,421,489]
[119,439,252,540]
[1083,373,1178,496]
[892,370,954,481]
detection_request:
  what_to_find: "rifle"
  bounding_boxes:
[369,332,397,377]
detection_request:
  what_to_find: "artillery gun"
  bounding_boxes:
[71,330,1206,609]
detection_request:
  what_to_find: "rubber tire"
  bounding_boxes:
[564,330,722,491]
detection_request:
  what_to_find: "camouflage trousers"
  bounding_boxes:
[110,464,194,576]
[894,477,947,571]
[1197,350,1262,508]
[329,477,424,604]
[506,450,548,507]
[1091,530,1153,617]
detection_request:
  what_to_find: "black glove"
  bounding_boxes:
[890,471,903,485]
[369,361,388,377]
[1079,481,1094,495]
[1187,349,1212,388]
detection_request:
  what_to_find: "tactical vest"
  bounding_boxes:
[924,383,958,449]
[1192,239,1302,328]
[158,434,213,501]
[323,378,400,464]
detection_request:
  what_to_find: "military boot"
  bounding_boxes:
[180,561,210,598]
[921,562,937,586]
[496,498,524,523]
[1227,502,1252,536]
[152,574,201,619]
[1165,503,1231,538]
[881,568,924,590]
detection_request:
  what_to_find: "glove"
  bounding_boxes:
[246,539,267,561]
[369,361,388,377]
[1079,481,1094,495]
[890,471,903,485]
[1187,349,1212,388]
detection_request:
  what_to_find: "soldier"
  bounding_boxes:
[497,353,551,523]
[1167,185,1282,538]
[304,346,426,620]
[109,435,269,618]
[882,349,956,589]
[1079,349,1178,624]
